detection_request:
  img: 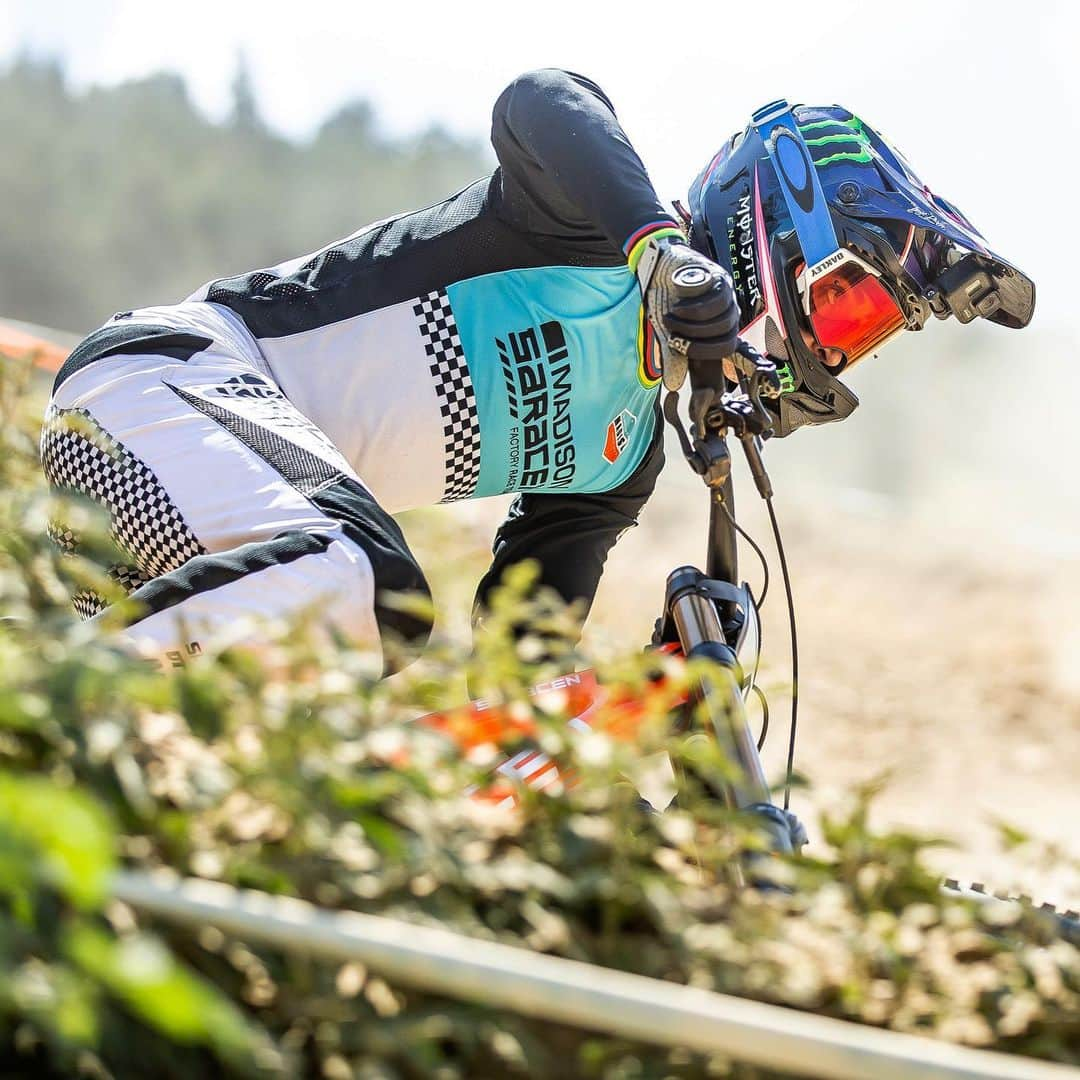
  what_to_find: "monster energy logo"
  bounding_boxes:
[797,116,873,166]
[728,190,762,309]
[775,360,797,395]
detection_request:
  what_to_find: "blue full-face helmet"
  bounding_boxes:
[687,101,1035,436]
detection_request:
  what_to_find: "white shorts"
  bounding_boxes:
[42,303,430,672]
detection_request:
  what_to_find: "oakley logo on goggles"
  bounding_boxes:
[752,100,906,367]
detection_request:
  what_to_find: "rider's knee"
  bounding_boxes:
[311,478,434,660]
[367,536,433,656]
[314,530,432,671]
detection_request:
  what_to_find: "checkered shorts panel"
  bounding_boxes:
[71,590,107,621]
[413,291,481,502]
[40,406,206,615]
[69,563,152,620]
[46,508,152,618]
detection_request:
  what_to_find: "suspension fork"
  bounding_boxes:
[664,565,800,861]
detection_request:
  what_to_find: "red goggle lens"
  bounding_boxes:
[808,261,905,366]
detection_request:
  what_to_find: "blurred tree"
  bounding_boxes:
[0,57,491,334]
[229,52,262,133]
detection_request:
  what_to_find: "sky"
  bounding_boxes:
[1,0,1076,334]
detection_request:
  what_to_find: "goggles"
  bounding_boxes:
[796,249,907,368]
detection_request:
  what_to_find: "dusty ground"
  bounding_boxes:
[401,455,1080,910]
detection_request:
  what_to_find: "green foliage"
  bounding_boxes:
[0,772,114,911]
[65,927,256,1061]
[0,56,490,334]
[0,357,1077,1080]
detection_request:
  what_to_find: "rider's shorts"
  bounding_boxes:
[42,302,430,672]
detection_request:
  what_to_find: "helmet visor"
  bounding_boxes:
[806,259,906,367]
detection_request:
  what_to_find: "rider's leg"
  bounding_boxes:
[42,342,430,673]
[473,421,664,630]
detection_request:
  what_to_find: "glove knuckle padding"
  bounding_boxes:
[664,309,739,340]
[670,290,735,322]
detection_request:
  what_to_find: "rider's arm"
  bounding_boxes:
[491,69,681,261]
[473,426,664,636]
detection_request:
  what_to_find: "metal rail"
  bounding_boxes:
[114,870,1079,1080]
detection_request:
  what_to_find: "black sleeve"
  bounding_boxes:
[473,424,665,634]
[491,69,678,257]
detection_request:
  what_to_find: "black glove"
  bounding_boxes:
[635,234,741,391]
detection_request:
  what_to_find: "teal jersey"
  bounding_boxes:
[447,264,659,498]
[196,69,677,517]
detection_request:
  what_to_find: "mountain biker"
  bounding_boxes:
[41,70,1034,673]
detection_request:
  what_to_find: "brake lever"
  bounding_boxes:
[692,389,769,441]
[665,389,732,487]
[664,342,782,492]
[715,342,779,499]
[730,342,781,437]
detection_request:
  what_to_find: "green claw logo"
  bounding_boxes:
[775,361,797,394]
[797,116,873,167]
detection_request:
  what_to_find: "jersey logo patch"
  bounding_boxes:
[206,373,283,400]
[603,409,636,464]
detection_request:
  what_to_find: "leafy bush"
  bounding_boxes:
[1,357,1078,1079]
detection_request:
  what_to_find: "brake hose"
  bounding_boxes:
[764,495,800,811]
[751,684,770,751]
[719,498,771,609]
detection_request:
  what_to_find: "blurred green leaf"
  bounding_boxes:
[0,772,114,909]
[65,926,258,1060]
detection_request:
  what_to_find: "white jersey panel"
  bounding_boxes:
[256,297,446,514]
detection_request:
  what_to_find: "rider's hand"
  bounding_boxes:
[634,234,741,392]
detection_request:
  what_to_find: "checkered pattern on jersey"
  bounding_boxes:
[413,291,480,501]
[40,406,206,594]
